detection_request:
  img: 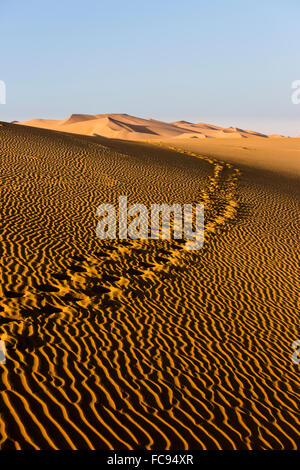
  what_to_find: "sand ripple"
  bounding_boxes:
[0,123,299,449]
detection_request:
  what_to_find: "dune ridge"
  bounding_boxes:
[0,122,299,449]
[13,114,300,177]
[16,113,284,141]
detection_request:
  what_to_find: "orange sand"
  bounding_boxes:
[0,121,299,449]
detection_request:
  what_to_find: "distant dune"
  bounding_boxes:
[17,113,275,141]
[15,114,300,176]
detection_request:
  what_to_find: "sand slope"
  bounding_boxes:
[0,122,299,450]
[161,138,300,177]
[16,114,300,176]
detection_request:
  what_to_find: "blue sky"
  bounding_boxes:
[0,0,299,135]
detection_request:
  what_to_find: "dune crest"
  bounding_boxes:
[17,113,276,141]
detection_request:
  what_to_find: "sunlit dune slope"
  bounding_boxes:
[17,113,276,141]
[161,137,300,177]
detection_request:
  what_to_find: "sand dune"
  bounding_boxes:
[17,113,275,141]
[0,122,299,450]
[16,113,300,176]
[16,114,300,176]
[59,114,97,126]
[161,137,300,177]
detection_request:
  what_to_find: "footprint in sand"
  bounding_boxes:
[3,290,24,299]
[101,273,120,283]
[36,283,60,293]
[155,256,170,264]
[68,264,86,273]
[126,267,144,276]
[83,278,111,297]
[15,333,44,352]
[139,262,155,269]
[41,304,61,315]
[59,293,79,303]
[93,250,111,258]
[19,301,61,320]
[0,315,16,326]
[118,240,132,247]
[52,273,71,281]
[71,254,86,263]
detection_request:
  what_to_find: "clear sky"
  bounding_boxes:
[0,0,299,135]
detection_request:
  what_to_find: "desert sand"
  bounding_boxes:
[17,113,300,176]
[16,113,279,141]
[0,120,299,449]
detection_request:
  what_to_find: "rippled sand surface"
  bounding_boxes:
[0,122,299,449]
